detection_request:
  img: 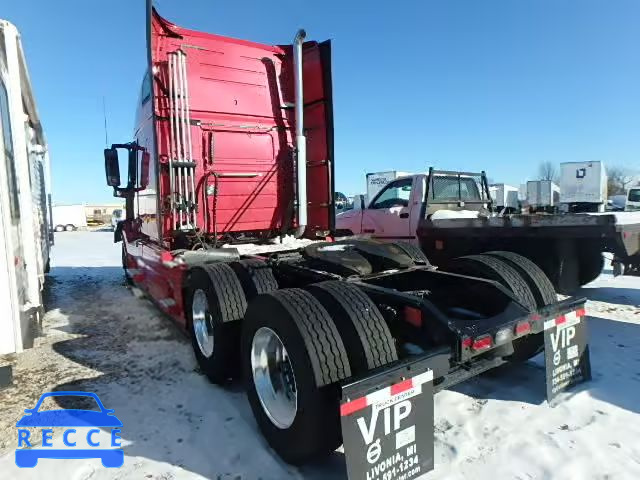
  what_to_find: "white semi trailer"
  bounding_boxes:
[489,183,519,213]
[527,180,560,213]
[0,20,52,362]
[559,161,608,213]
[52,204,87,231]
[366,170,411,204]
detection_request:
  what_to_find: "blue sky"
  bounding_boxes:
[4,0,639,203]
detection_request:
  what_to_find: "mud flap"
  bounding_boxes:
[340,358,435,480]
[544,308,592,404]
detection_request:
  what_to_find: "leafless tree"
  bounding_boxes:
[537,161,559,183]
[607,166,638,196]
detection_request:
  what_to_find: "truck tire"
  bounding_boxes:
[229,259,278,299]
[446,254,537,311]
[486,251,557,307]
[65,224,75,232]
[392,241,431,265]
[306,281,397,375]
[186,264,247,384]
[578,249,604,286]
[485,251,557,361]
[54,225,64,232]
[242,288,350,464]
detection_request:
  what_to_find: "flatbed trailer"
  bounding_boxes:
[104,3,591,475]
[418,210,640,293]
[336,168,640,293]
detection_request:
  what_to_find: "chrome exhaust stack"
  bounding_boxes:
[293,29,307,238]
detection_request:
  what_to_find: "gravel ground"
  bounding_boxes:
[0,231,639,479]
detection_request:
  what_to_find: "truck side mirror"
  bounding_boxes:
[140,151,150,189]
[104,148,121,187]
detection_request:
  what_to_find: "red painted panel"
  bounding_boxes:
[149,8,333,241]
[302,41,334,235]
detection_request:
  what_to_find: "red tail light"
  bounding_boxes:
[461,337,473,349]
[403,307,422,328]
[472,335,492,351]
[576,308,586,317]
[515,321,531,336]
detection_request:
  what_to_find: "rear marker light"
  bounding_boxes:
[576,308,586,317]
[555,315,566,326]
[404,307,423,328]
[530,313,542,322]
[472,335,492,351]
[515,321,531,336]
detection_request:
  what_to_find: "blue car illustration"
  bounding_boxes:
[15,391,123,468]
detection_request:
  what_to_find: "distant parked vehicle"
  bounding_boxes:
[489,183,519,214]
[626,187,640,211]
[527,180,560,213]
[334,192,349,212]
[559,161,608,213]
[366,170,412,203]
[52,205,87,232]
[607,195,626,212]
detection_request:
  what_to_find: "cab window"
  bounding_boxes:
[628,189,640,202]
[370,178,412,209]
[431,176,481,201]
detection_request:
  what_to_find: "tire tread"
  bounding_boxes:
[452,254,537,310]
[272,288,351,386]
[202,263,247,322]
[310,281,397,371]
[486,251,557,306]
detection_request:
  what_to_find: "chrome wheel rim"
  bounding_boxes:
[251,327,297,429]
[192,289,214,357]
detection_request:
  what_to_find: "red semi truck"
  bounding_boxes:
[104,3,589,471]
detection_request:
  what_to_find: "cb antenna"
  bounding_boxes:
[102,96,109,147]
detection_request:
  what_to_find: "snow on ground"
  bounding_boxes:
[0,232,639,479]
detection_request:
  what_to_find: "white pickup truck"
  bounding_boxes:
[336,170,489,242]
[336,168,640,293]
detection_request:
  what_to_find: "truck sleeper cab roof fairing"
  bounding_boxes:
[146,8,335,242]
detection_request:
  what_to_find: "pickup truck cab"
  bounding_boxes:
[336,170,491,242]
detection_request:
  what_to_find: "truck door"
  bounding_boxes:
[361,176,421,241]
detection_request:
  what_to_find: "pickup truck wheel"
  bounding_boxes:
[186,264,247,383]
[306,281,398,375]
[446,254,537,311]
[578,249,604,286]
[392,241,430,265]
[229,259,278,299]
[64,224,75,232]
[54,225,64,232]
[242,288,350,464]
